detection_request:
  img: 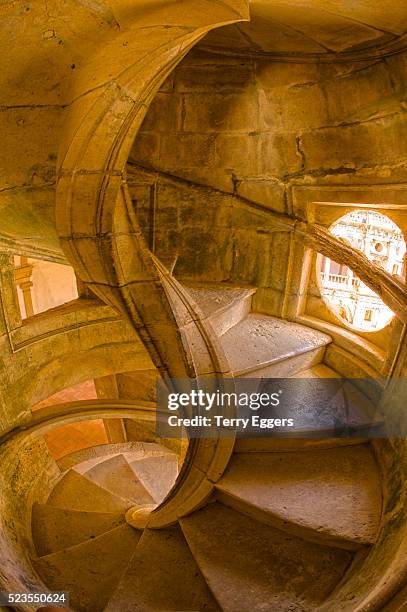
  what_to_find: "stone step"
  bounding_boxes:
[33,524,141,612]
[234,363,380,452]
[105,525,220,611]
[32,503,125,556]
[234,437,370,453]
[291,364,341,379]
[216,445,382,550]
[129,454,179,504]
[220,314,331,377]
[73,452,123,476]
[180,502,352,612]
[57,441,171,472]
[184,283,255,336]
[122,446,177,465]
[83,454,155,506]
[291,365,384,431]
[47,470,133,513]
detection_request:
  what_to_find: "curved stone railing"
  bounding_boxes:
[0,399,160,445]
[56,1,249,529]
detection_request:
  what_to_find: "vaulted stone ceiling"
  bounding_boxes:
[202,0,407,57]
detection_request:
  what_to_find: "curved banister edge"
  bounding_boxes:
[0,399,160,446]
[55,3,249,529]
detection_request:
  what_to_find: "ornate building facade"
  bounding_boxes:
[319,211,406,331]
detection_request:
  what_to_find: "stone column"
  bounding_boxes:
[14,256,34,318]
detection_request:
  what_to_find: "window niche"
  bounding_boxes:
[288,186,407,369]
[13,255,79,320]
[317,210,406,333]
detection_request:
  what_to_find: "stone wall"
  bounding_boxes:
[128,46,407,349]
[130,47,407,210]
[0,433,60,610]
[128,166,293,316]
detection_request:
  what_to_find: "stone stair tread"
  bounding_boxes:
[291,364,341,378]
[32,503,125,556]
[83,454,155,506]
[73,452,122,475]
[234,437,369,453]
[185,283,255,316]
[220,314,331,375]
[122,447,176,465]
[105,525,220,611]
[184,283,255,336]
[33,524,141,612]
[129,454,179,504]
[234,364,381,450]
[292,365,383,431]
[216,446,382,549]
[250,373,383,436]
[57,441,170,472]
[180,502,352,612]
[47,470,133,513]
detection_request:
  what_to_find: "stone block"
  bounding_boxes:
[236,178,286,213]
[255,62,321,91]
[182,92,259,132]
[174,229,233,282]
[260,132,302,178]
[155,205,178,229]
[322,62,396,124]
[159,133,217,169]
[129,132,160,166]
[215,132,261,175]
[300,113,407,172]
[229,228,263,284]
[140,92,182,132]
[260,82,330,132]
[175,61,254,92]
[252,286,284,318]
[156,181,191,209]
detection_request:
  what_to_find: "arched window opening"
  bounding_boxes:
[318,210,406,332]
[13,256,78,319]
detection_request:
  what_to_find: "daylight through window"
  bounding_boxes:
[318,210,406,332]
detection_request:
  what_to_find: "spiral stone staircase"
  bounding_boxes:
[29,287,383,612]
[2,1,407,610]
